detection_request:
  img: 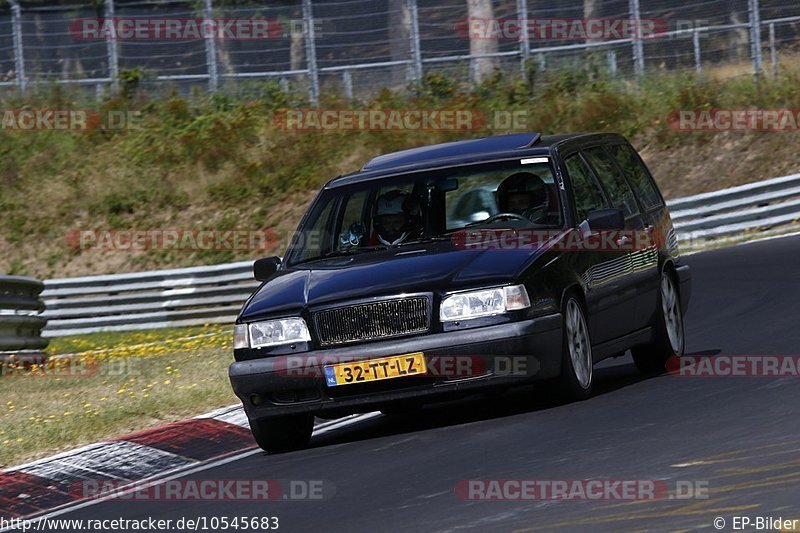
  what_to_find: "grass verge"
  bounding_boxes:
[0,324,238,468]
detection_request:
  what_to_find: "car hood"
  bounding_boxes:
[240,241,548,321]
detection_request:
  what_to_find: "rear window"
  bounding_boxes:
[607,144,663,210]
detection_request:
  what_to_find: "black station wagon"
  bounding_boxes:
[230,132,691,452]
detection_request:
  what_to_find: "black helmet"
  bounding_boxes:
[496,172,549,222]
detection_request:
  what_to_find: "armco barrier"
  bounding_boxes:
[37,173,800,337]
[40,261,260,337]
[668,173,800,242]
[0,276,49,351]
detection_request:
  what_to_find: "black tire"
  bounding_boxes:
[632,270,685,374]
[556,295,594,401]
[249,414,314,453]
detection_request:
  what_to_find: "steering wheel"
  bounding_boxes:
[483,212,528,223]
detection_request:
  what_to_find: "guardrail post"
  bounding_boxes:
[302,0,320,105]
[0,276,48,354]
[693,27,702,74]
[407,0,423,86]
[768,22,777,78]
[9,0,26,96]
[202,0,219,92]
[516,0,530,75]
[629,0,645,76]
[748,0,763,78]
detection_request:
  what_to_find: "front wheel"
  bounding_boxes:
[632,270,685,374]
[557,296,594,401]
[249,413,314,453]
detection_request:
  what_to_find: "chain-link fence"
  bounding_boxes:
[1,0,799,101]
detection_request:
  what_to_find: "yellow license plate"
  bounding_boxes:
[324,352,426,387]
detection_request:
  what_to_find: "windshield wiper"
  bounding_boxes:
[292,245,387,266]
[396,235,452,246]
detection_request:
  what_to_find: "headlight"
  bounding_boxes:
[237,318,311,348]
[440,285,530,322]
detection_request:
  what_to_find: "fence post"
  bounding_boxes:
[104,0,119,91]
[607,50,617,76]
[407,0,423,85]
[203,0,219,92]
[537,53,546,72]
[629,0,645,75]
[748,0,763,78]
[693,27,702,74]
[9,0,26,96]
[516,0,530,75]
[302,0,320,105]
[769,22,777,78]
[342,68,353,99]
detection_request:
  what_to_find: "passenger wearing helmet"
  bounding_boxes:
[496,172,549,223]
[373,189,418,245]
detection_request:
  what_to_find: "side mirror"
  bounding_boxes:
[586,208,624,231]
[253,256,282,281]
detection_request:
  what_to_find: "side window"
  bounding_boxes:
[582,147,639,217]
[564,154,607,222]
[293,198,336,262]
[341,190,369,233]
[607,144,663,210]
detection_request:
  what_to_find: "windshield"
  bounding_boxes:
[286,158,562,266]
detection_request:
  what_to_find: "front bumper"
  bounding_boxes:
[229,314,562,420]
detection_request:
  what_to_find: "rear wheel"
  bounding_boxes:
[557,296,594,401]
[632,270,685,374]
[249,414,314,453]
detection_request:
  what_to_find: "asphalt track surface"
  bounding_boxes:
[28,234,800,532]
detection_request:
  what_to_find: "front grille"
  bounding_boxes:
[314,297,430,346]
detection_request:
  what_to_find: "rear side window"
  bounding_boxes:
[564,154,607,222]
[582,147,639,217]
[607,144,663,210]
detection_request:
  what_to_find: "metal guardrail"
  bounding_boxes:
[667,172,800,242]
[35,172,800,337]
[0,276,49,351]
[40,261,259,337]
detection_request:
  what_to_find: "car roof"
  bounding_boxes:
[325,132,625,189]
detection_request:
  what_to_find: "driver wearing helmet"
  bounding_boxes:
[496,172,549,223]
[372,189,418,246]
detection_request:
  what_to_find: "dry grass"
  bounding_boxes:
[0,325,238,468]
